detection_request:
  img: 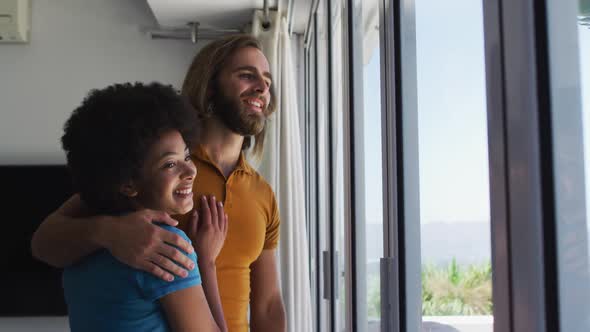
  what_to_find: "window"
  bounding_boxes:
[399,0,494,330]
[328,0,348,330]
[547,1,590,331]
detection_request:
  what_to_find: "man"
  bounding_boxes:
[31,35,286,332]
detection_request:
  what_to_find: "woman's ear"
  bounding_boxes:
[120,182,138,198]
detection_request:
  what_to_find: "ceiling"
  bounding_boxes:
[146,0,312,34]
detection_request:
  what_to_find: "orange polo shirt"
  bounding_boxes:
[176,145,280,332]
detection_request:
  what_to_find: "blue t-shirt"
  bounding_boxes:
[63,225,201,332]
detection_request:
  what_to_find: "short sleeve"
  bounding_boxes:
[135,225,202,301]
[264,190,280,250]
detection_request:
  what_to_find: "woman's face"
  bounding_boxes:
[132,130,196,215]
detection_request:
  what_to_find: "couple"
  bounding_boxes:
[31,35,286,332]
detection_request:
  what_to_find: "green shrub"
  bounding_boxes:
[367,275,381,318]
[422,259,492,315]
[366,259,493,317]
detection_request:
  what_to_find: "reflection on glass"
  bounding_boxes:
[548,1,590,331]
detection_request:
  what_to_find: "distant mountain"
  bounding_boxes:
[420,222,492,265]
[365,222,492,267]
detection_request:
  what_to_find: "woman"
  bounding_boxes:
[60,82,227,332]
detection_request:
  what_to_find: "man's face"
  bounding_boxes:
[213,47,273,136]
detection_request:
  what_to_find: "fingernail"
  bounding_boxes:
[167,275,174,282]
[219,201,223,207]
[202,195,206,200]
[212,196,216,201]
[189,262,195,270]
[182,270,188,278]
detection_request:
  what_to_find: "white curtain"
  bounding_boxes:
[250,10,313,332]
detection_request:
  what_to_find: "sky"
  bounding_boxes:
[362,0,590,225]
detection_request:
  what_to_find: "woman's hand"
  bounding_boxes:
[187,195,229,265]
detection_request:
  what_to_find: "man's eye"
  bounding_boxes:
[240,73,254,79]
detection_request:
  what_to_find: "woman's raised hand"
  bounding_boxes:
[187,195,229,265]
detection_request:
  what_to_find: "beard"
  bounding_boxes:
[213,90,268,137]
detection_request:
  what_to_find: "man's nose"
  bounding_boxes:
[254,75,268,93]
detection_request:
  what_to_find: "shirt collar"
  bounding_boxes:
[191,144,254,176]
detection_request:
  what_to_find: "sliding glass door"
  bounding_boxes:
[304,0,590,331]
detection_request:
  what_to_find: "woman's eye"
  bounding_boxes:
[164,162,176,169]
[185,155,192,162]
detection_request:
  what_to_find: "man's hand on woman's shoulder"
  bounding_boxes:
[100,209,196,281]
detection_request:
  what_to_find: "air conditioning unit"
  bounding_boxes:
[0,0,30,43]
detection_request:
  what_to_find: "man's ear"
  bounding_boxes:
[120,182,138,198]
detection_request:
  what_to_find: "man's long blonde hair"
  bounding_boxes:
[181,34,277,160]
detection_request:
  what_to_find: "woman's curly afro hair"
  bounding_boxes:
[61,82,198,215]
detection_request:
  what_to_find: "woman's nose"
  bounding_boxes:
[182,161,197,179]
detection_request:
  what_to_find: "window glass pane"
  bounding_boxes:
[316,5,331,330]
[305,25,320,331]
[329,0,348,331]
[547,1,590,331]
[582,7,590,252]
[356,0,384,330]
[410,0,494,330]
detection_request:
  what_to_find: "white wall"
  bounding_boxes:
[0,0,202,330]
[0,0,203,165]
